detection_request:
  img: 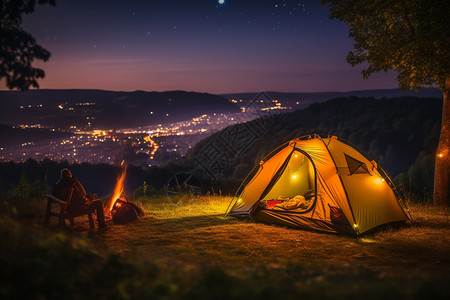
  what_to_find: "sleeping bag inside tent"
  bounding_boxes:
[225,134,411,235]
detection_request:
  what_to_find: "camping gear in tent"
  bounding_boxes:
[225,134,411,235]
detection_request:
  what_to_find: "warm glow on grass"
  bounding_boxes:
[99,197,450,282]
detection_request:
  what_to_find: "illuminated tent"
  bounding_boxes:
[225,134,411,235]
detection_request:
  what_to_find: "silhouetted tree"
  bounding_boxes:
[321,0,450,206]
[0,0,55,90]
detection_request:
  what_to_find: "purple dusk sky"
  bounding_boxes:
[2,0,399,94]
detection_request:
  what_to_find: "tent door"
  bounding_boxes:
[255,149,317,214]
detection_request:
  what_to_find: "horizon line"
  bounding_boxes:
[0,86,440,95]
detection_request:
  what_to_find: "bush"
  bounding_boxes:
[132,181,160,198]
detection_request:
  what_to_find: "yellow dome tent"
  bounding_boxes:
[225,134,411,235]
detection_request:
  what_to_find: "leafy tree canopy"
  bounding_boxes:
[321,0,450,90]
[0,0,55,90]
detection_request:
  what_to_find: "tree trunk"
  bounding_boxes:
[433,77,450,206]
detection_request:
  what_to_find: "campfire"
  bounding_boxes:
[106,161,144,224]
[106,161,127,212]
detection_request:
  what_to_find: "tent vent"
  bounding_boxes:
[344,153,369,175]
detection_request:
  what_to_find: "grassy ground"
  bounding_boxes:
[1,195,449,299]
[97,196,449,276]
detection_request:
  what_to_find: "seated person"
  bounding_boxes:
[53,168,106,228]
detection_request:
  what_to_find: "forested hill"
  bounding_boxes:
[185,96,442,195]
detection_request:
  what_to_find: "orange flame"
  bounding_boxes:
[107,160,127,211]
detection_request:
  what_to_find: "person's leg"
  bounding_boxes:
[91,200,106,227]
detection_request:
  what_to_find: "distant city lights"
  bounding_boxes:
[2,94,295,166]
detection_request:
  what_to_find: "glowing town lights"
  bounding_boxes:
[2,107,286,164]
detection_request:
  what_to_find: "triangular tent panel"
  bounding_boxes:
[226,134,411,235]
[345,153,370,175]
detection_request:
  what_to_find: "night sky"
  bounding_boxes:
[6,0,399,93]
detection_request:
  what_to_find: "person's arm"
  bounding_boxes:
[62,187,74,203]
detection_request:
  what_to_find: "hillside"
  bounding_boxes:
[0,96,442,198]
[185,96,442,196]
[0,89,240,129]
[221,88,442,109]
